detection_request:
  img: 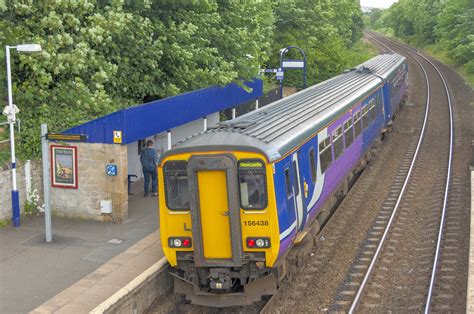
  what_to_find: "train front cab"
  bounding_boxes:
[158,151,280,307]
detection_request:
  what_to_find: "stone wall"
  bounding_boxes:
[0,160,43,221]
[49,142,128,222]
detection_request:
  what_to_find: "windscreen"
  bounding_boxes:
[163,160,190,210]
[238,159,267,210]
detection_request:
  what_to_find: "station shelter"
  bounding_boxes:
[48,80,262,223]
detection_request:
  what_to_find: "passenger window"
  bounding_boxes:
[354,111,362,138]
[163,161,190,210]
[292,161,299,196]
[238,159,267,210]
[369,100,376,123]
[332,126,344,160]
[344,118,354,148]
[362,106,369,129]
[319,137,332,173]
[284,168,292,197]
[309,148,316,182]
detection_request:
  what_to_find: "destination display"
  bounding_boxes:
[46,133,87,142]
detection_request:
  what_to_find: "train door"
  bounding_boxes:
[292,152,306,231]
[284,152,305,231]
[187,155,242,267]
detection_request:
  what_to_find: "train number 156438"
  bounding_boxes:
[244,220,269,227]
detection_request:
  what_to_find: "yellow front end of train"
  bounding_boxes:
[158,150,280,306]
[158,152,280,267]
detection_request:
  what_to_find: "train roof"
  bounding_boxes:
[162,53,406,163]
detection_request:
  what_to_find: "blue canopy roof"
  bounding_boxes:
[63,80,262,144]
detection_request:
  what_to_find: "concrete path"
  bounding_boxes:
[0,181,159,314]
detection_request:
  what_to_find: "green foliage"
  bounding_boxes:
[0,218,9,227]
[0,0,367,161]
[24,188,42,216]
[366,0,474,77]
[0,1,275,159]
[270,0,364,88]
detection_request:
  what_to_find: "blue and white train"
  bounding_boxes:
[158,53,408,307]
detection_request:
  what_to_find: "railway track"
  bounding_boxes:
[334,32,455,313]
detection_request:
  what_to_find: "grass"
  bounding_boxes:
[0,147,10,165]
[0,219,10,227]
[423,45,474,89]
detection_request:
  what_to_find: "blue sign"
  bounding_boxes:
[106,164,118,176]
[262,68,278,73]
[276,69,284,80]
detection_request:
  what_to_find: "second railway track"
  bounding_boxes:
[339,32,455,313]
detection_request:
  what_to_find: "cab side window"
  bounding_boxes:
[284,167,292,198]
[309,148,317,182]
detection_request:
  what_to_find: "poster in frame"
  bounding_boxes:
[51,145,78,189]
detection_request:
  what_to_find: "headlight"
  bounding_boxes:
[246,237,271,248]
[173,238,182,247]
[168,237,192,248]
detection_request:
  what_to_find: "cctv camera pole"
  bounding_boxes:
[5,45,20,227]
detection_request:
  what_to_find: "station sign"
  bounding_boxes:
[46,133,88,142]
[113,130,122,144]
[261,68,278,73]
[282,60,305,69]
[276,69,284,80]
[106,164,118,176]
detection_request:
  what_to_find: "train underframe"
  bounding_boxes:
[172,255,278,307]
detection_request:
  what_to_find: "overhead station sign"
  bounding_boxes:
[282,59,305,69]
[46,133,88,142]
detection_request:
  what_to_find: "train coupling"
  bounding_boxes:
[209,268,232,290]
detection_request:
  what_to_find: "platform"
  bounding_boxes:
[0,180,162,313]
[31,230,168,314]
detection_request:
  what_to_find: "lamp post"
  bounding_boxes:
[4,43,42,227]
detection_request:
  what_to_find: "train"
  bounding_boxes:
[158,53,408,307]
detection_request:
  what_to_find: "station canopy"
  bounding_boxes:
[63,80,262,145]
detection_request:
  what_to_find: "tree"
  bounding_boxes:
[368,0,473,74]
[271,0,364,87]
[0,0,274,158]
[0,0,368,160]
